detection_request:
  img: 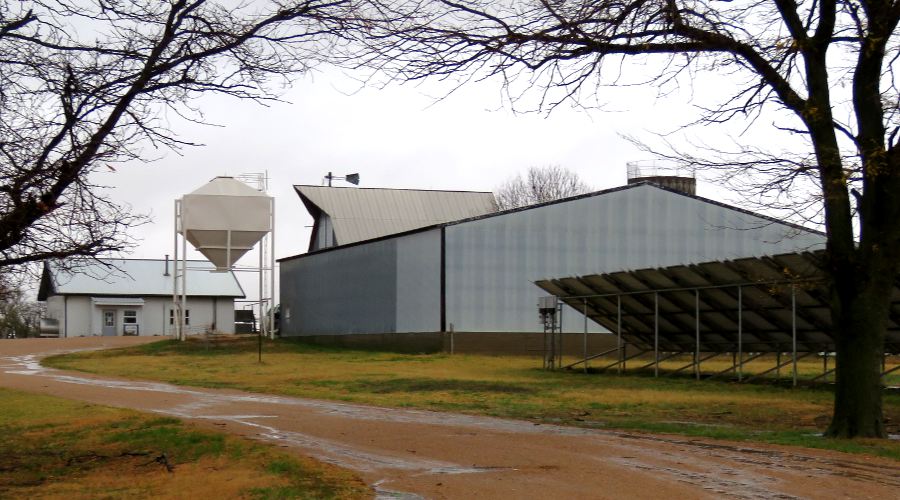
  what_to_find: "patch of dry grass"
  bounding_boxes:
[45,337,900,460]
[0,387,370,499]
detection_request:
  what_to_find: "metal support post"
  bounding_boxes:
[582,299,588,373]
[695,289,700,380]
[654,292,659,378]
[269,199,276,340]
[617,295,623,374]
[792,285,798,387]
[737,286,743,382]
[180,224,186,341]
[258,237,264,363]
[173,200,179,340]
[558,304,564,369]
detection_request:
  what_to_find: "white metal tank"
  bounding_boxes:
[178,176,273,270]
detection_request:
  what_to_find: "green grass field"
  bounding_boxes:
[0,387,370,499]
[45,337,900,461]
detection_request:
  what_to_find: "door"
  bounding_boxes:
[101,310,116,336]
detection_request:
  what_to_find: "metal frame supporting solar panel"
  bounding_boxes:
[535,250,900,385]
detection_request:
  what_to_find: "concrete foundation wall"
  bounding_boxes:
[286,331,625,356]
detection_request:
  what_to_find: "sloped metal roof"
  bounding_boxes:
[536,251,900,354]
[188,176,268,197]
[38,259,245,299]
[294,185,497,246]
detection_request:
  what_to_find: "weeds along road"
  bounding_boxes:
[2,337,898,500]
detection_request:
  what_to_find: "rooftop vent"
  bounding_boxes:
[626,161,696,196]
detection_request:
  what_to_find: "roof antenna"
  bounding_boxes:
[324,172,360,187]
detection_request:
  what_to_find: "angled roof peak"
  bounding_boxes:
[294,185,498,249]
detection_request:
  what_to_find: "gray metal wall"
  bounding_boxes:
[444,184,827,332]
[280,228,441,335]
[395,230,442,332]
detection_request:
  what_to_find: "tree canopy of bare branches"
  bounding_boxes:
[495,165,590,209]
[358,0,900,438]
[0,0,368,276]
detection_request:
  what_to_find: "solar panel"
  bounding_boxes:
[536,250,900,354]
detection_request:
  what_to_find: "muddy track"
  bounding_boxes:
[1,337,897,499]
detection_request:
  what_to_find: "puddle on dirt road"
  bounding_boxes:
[172,411,495,475]
[608,456,795,500]
[373,480,427,500]
[2,352,593,438]
[608,431,900,490]
[1,354,45,374]
[3,352,494,499]
[4,350,900,498]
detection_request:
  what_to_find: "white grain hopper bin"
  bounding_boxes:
[178,176,273,270]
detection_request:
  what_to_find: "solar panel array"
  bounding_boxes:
[536,251,900,354]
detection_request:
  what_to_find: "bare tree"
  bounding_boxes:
[359,0,900,438]
[0,287,44,338]
[495,165,591,209]
[0,0,369,278]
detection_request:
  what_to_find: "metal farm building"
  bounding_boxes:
[279,182,826,352]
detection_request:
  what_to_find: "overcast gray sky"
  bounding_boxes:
[86,64,788,300]
[99,67,730,255]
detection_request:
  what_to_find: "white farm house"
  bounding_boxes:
[38,258,245,337]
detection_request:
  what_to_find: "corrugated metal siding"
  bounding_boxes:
[295,186,496,246]
[444,185,827,332]
[395,230,441,332]
[280,229,442,335]
[281,239,398,335]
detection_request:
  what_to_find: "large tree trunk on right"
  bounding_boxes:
[825,258,890,438]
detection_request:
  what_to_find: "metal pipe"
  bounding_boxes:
[226,229,231,276]
[173,200,178,339]
[654,292,659,378]
[558,304,563,369]
[259,233,264,363]
[695,289,700,380]
[617,295,623,375]
[181,226,187,341]
[738,285,743,382]
[792,285,797,387]
[269,199,276,340]
[583,298,588,373]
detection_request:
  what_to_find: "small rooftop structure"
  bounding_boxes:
[627,161,696,196]
[294,185,498,251]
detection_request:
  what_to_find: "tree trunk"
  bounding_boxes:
[826,274,889,438]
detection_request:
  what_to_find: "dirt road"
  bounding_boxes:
[1,337,898,499]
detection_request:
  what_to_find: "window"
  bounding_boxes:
[103,311,114,327]
[169,309,190,326]
[123,310,137,324]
